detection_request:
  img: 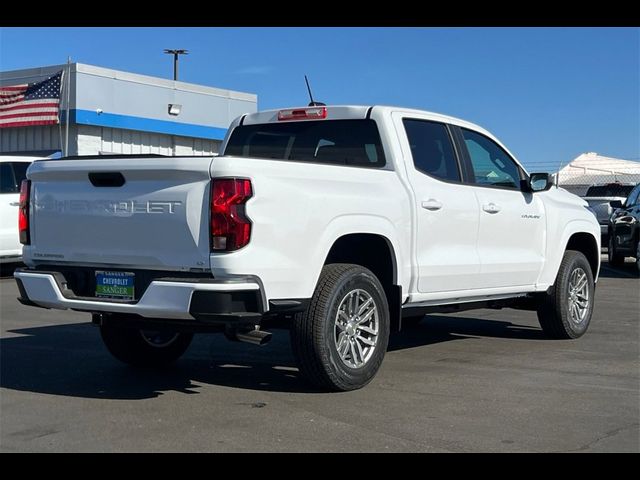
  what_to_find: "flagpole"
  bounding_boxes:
[64,57,71,157]
[58,69,65,155]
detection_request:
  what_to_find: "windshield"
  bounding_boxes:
[224,119,386,168]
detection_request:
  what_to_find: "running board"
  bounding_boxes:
[402,292,537,317]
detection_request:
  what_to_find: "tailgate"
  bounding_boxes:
[26,157,213,271]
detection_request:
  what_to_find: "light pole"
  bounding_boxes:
[164,49,188,81]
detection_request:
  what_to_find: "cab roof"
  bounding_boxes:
[241,105,493,137]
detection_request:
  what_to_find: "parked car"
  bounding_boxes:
[583,183,636,241]
[14,105,600,391]
[0,156,41,264]
[607,183,640,273]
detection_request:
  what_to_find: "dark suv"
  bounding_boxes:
[608,183,640,274]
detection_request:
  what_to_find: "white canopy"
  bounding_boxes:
[556,152,640,196]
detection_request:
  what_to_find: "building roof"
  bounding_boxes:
[0,63,256,102]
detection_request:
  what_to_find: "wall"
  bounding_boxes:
[74,63,255,133]
[76,125,219,156]
[0,124,64,153]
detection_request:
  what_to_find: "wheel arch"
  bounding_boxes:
[313,221,406,331]
[538,220,601,287]
[565,232,600,281]
[323,232,399,288]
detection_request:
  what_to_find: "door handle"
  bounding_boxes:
[482,203,501,214]
[9,202,20,206]
[421,199,443,211]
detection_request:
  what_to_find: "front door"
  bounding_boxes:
[458,128,545,289]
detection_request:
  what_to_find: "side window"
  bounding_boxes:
[0,163,17,194]
[461,128,522,189]
[403,119,460,182]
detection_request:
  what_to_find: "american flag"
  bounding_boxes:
[0,71,63,128]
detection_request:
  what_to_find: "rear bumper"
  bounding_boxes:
[14,268,264,324]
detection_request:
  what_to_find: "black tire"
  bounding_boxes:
[100,324,193,367]
[608,234,625,267]
[537,250,595,339]
[290,264,390,391]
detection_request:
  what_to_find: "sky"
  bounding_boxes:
[1,27,638,170]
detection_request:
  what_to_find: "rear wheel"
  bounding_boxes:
[537,250,595,339]
[608,234,625,267]
[635,239,640,275]
[290,264,390,391]
[100,323,193,367]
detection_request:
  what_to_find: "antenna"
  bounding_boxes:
[304,75,325,107]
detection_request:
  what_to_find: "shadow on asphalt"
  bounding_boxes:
[389,314,544,352]
[598,262,639,279]
[1,313,544,399]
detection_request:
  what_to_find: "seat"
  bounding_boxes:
[413,139,446,177]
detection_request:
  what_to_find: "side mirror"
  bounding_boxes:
[609,200,623,209]
[523,173,552,193]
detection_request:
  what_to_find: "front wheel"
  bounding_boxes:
[100,324,193,367]
[290,264,390,391]
[537,250,595,339]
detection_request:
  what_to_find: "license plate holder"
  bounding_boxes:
[95,271,135,300]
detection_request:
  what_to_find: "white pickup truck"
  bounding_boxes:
[14,105,601,391]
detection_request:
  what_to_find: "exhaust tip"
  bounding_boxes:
[231,329,272,346]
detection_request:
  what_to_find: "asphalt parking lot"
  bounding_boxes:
[0,258,638,452]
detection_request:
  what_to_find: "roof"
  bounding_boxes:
[243,104,490,134]
[0,63,256,102]
[0,155,48,162]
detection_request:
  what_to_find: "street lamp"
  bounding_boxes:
[164,49,188,81]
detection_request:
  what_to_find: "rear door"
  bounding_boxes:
[394,114,482,293]
[456,127,545,289]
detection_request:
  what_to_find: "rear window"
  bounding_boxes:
[224,119,386,168]
[585,184,635,197]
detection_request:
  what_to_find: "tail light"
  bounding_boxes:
[210,178,253,251]
[19,179,31,245]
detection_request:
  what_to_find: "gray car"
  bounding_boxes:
[583,183,636,240]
